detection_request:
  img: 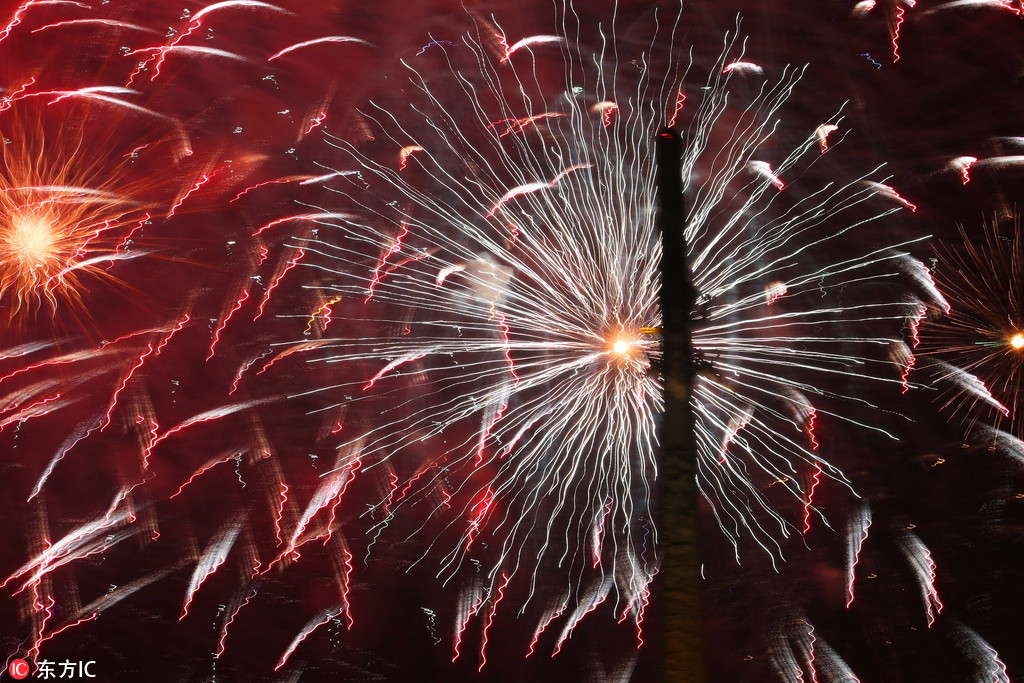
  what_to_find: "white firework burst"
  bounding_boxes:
[268,2,924,659]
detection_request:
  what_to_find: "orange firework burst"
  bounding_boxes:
[919,219,1024,435]
[0,101,190,329]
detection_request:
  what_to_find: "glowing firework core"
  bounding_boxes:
[0,209,69,306]
[4,213,60,269]
[1011,333,1024,350]
[607,331,655,365]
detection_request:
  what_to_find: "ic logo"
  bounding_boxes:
[8,659,29,680]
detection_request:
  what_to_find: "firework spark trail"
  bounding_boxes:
[2,504,140,595]
[769,639,806,683]
[919,0,1022,17]
[265,444,362,570]
[897,529,943,627]
[74,564,184,621]
[142,399,269,462]
[934,362,1011,417]
[528,593,569,656]
[976,426,1024,466]
[845,505,872,608]
[275,606,346,671]
[771,614,862,683]
[28,414,105,501]
[267,35,371,62]
[180,513,247,619]
[452,581,485,663]
[169,448,247,499]
[552,578,612,656]
[817,633,862,683]
[245,3,933,661]
[215,582,260,658]
[951,621,1012,683]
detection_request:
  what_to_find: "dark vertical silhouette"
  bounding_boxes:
[656,127,706,682]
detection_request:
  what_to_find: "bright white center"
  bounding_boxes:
[6,215,57,266]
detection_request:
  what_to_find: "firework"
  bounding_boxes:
[243,2,932,665]
[2,1,992,678]
[769,612,861,683]
[0,106,189,327]
[917,219,1024,435]
[0,1,359,674]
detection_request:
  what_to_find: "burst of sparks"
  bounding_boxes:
[918,219,1024,434]
[0,111,180,324]
[265,6,927,663]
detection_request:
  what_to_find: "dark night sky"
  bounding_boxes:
[1,1,1023,681]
